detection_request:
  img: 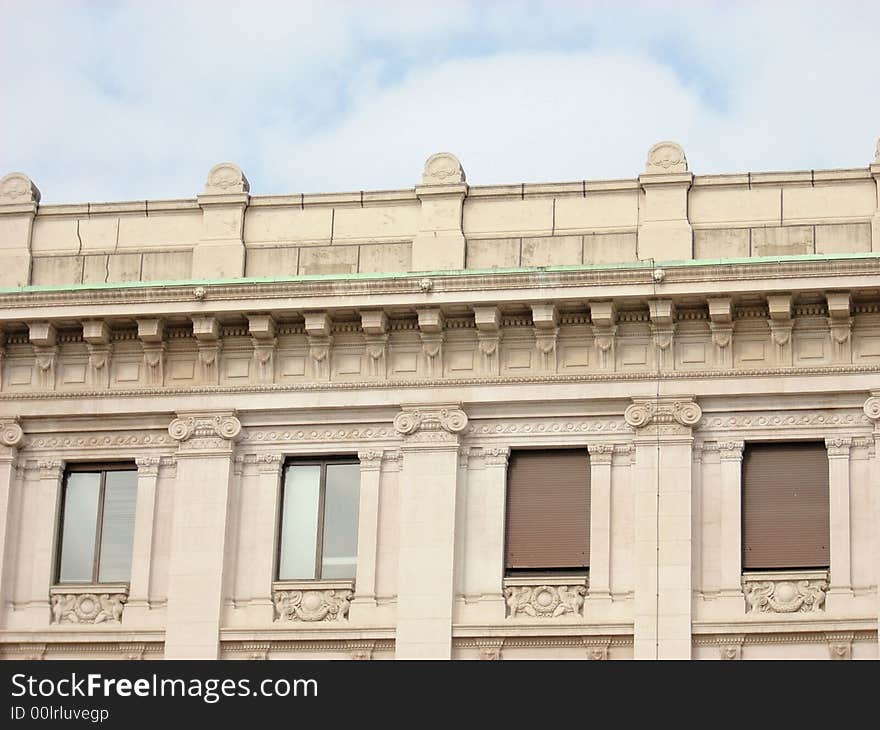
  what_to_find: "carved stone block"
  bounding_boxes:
[742,571,828,614]
[49,585,128,625]
[272,582,354,622]
[503,577,588,618]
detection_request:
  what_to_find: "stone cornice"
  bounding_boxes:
[2,256,880,314]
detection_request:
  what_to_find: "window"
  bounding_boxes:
[741,442,829,570]
[505,449,590,573]
[56,463,138,584]
[278,459,360,580]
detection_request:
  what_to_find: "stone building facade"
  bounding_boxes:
[0,140,879,660]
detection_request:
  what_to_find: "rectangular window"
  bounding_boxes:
[56,464,138,584]
[505,448,590,573]
[278,459,360,580]
[741,442,829,570]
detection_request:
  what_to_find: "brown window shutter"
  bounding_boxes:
[505,449,590,570]
[741,442,829,570]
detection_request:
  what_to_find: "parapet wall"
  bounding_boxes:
[1,140,879,288]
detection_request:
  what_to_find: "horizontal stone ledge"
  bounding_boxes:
[3,254,880,313]
[219,628,396,641]
[691,618,877,636]
[451,624,634,638]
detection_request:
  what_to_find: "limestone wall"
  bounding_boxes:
[1,144,879,660]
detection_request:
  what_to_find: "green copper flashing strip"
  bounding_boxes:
[2,251,879,295]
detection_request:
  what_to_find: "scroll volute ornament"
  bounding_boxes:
[393,406,468,437]
[0,421,24,448]
[168,413,242,442]
[624,399,701,429]
[864,395,880,422]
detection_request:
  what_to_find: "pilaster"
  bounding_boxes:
[0,420,24,620]
[29,459,64,623]
[125,456,167,620]
[718,441,744,600]
[394,404,467,658]
[349,449,384,621]
[249,453,284,622]
[864,393,880,653]
[164,411,241,659]
[460,446,509,620]
[625,396,701,659]
[826,437,853,607]
[587,444,614,609]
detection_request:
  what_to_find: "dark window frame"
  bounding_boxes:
[276,456,360,581]
[55,462,138,585]
[740,440,830,572]
[504,447,591,576]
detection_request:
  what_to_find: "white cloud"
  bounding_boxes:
[1,1,878,202]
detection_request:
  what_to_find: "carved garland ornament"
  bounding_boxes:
[273,589,353,622]
[50,592,127,624]
[743,576,828,614]
[504,585,587,618]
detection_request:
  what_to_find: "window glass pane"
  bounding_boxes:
[98,470,138,582]
[58,472,101,582]
[279,465,321,580]
[321,463,360,579]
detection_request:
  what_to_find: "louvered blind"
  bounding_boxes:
[741,442,829,570]
[505,449,590,570]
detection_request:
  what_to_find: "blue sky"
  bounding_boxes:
[2,1,879,202]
